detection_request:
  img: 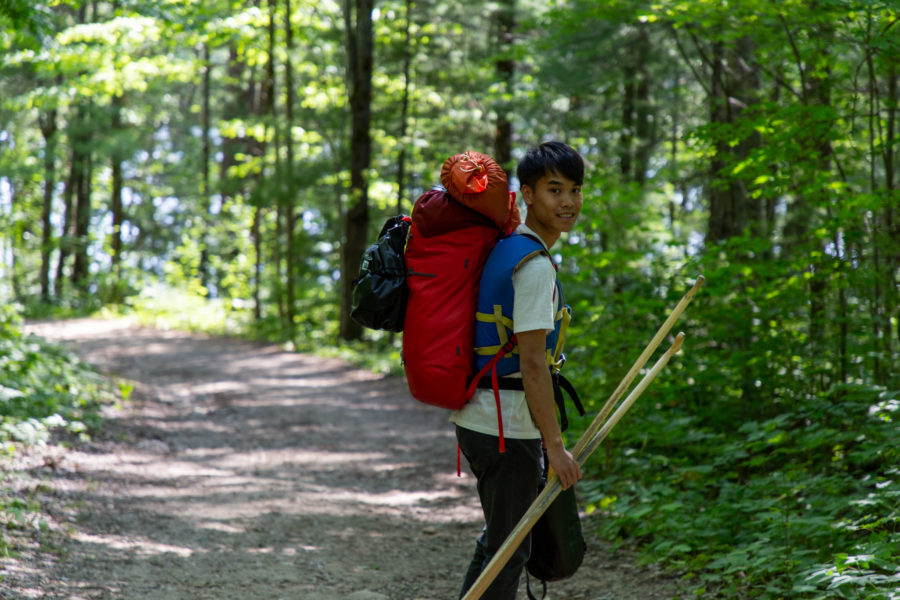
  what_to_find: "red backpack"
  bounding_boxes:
[402,151,520,409]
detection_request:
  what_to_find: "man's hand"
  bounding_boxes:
[546,440,581,490]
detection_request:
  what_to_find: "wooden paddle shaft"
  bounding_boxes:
[460,333,686,600]
[575,332,684,464]
[572,276,703,460]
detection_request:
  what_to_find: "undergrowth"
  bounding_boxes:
[0,303,125,559]
[577,383,900,599]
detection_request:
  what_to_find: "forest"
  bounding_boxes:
[1,0,898,598]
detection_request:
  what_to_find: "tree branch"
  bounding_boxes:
[668,24,711,97]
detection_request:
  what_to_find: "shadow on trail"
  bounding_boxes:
[22,319,475,599]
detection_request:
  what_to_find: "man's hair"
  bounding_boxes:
[516,141,584,190]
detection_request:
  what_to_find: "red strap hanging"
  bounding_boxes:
[491,363,505,454]
[464,335,518,454]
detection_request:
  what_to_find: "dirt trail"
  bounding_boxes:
[4,318,682,599]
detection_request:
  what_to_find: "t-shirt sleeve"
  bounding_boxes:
[511,255,557,334]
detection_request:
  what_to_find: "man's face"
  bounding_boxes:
[522,171,583,241]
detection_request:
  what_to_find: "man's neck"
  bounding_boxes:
[523,218,559,248]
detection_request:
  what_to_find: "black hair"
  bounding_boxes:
[516,141,584,190]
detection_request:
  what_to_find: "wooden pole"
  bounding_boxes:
[575,332,685,464]
[460,333,687,600]
[571,275,703,460]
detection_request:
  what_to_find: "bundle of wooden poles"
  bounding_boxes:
[461,275,706,600]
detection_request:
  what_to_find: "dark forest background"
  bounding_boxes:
[1,1,898,598]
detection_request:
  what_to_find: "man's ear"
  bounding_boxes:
[520,184,533,206]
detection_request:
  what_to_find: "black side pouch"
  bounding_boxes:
[526,453,586,598]
[350,215,410,331]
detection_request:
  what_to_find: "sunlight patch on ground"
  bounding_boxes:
[73,531,195,557]
[195,520,246,534]
[186,380,248,396]
[212,449,388,470]
[0,560,44,590]
[371,461,418,472]
[324,488,461,508]
[111,453,240,479]
[23,317,136,340]
[121,474,268,497]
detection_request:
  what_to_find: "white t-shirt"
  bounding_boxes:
[450,224,557,439]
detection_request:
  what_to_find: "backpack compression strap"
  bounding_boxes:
[463,334,586,461]
[526,572,547,600]
[470,372,585,433]
[464,335,519,454]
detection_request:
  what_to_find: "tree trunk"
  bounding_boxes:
[5,181,23,302]
[264,0,286,323]
[251,0,277,323]
[283,0,298,335]
[110,94,124,274]
[221,44,248,190]
[71,146,92,291]
[619,78,634,181]
[55,145,77,298]
[39,107,58,303]
[619,26,652,185]
[199,43,212,290]
[633,27,652,186]
[806,52,833,382]
[701,35,766,413]
[706,37,761,242]
[339,0,374,341]
[396,0,413,214]
[867,44,886,385]
[881,61,897,385]
[69,103,93,292]
[890,70,900,376]
[252,204,262,322]
[780,10,834,387]
[493,0,514,175]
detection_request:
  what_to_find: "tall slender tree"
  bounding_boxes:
[199,42,213,290]
[395,0,413,214]
[340,0,374,341]
[70,103,94,292]
[38,106,57,302]
[283,0,298,334]
[110,94,125,274]
[493,0,514,173]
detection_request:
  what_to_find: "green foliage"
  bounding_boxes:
[578,382,899,599]
[2,0,900,598]
[0,305,118,448]
[0,0,54,38]
[0,485,49,559]
[566,235,899,598]
[0,303,123,556]
[130,283,249,337]
[562,201,899,597]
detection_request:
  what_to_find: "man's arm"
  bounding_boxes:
[517,329,582,490]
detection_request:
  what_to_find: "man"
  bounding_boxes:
[451,141,585,599]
